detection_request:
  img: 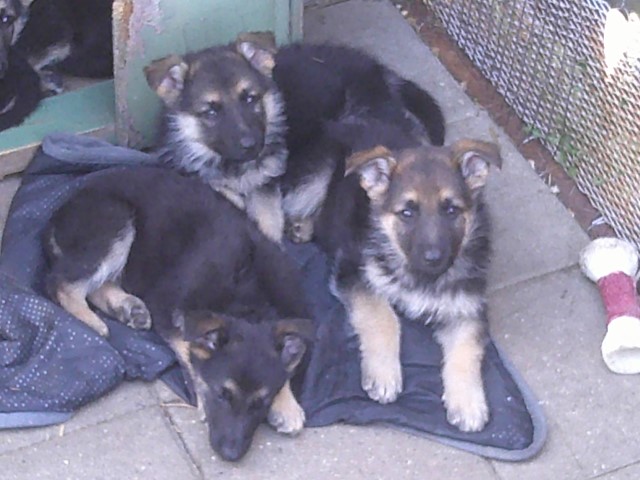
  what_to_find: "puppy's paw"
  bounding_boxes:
[286,217,314,243]
[443,383,489,432]
[92,319,110,337]
[361,355,403,404]
[116,296,152,330]
[268,398,305,435]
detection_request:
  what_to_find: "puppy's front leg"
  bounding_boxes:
[435,320,489,432]
[268,380,305,435]
[344,286,403,404]
[245,184,284,243]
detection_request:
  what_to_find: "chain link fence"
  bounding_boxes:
[428,0,640,246]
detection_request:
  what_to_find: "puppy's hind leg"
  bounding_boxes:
[88,282,151,330]
[56,280,110,337]
[45,192,137,336]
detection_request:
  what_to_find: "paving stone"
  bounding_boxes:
[0,381,157,456]
[0,406,199,480]
[596,461,640,480]
[489,269,640,477]
[159,393,499,480]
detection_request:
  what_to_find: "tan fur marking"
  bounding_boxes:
[57,282,109,337]
[168,336,205,419]
[436,321,488,432]
[234,79,254,96]
[245,187,284,243]
[201,90,222,104]
[88,282,131,313]
[345,145,393,176]
[267,380,305,435]
[379,213,407,263]
[346,287,402,404]
[223,379,240,396]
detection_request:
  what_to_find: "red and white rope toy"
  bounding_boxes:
[580,237,640,374]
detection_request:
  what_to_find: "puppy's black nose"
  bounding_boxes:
[424,247,444,265]
[240,135,257,150]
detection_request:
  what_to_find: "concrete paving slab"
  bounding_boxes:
[158,385,498,480]
[303,0,481,123]
[446,113,590,291]
[491,419,583,480]
[489,268,640,477]
[598,461,640,480]
[0,406,199,480]
[0,381,157,456]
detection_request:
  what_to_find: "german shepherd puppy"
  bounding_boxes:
[0,0,42,130]
[143,34,444,243]
[43,167,314,461]
[16,0,113,92]
[312,140,501,433]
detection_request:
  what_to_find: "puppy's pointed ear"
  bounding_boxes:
[273,318,314,373]
[173,310,229,360]
[345,146,397,201]
[236,31,277,77]
[144,55,189,106]
[451,140,502,191]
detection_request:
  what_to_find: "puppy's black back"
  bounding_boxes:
[47,167,310,334]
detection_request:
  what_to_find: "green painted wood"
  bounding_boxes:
[0,80,115,153]
[114,0,303,148]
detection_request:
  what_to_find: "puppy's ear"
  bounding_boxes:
[144,55,189,106]
[345,146,397,202]
[235,31,277,77]
[273,318,314,373]
[173,310,229,360]
[451,139,502,191]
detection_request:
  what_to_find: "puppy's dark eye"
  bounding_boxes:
[249,396,266,412]
[0,14,14,25]
[200,101,221,118]
[217,387,234,404]
[397,201,418,220]
[442,200,462,218]
[240,91,260,104]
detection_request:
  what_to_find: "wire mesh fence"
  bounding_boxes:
[428,0,640,247]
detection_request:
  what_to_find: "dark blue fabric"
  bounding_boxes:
[0,134,545,460]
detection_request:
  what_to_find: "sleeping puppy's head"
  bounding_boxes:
[172,310,313,462]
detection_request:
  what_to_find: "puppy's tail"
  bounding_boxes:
[398,79,446,146]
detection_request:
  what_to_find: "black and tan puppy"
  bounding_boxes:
[43,167,314,461]
[313,140,501,433]
[16,0,113,92]
[143,34,444,243]
[0,0,43,130]
[144,41,287,242]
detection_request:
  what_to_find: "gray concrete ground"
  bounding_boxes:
[2,1,640,478]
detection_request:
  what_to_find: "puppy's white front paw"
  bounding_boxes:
[268,398,305,435]
[443,383,489,432]
[361,354,403,404]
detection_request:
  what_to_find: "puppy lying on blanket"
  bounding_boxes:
[313,140,502,433]
[43,166,314,461]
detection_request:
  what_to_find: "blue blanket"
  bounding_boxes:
[0,134,546,460]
